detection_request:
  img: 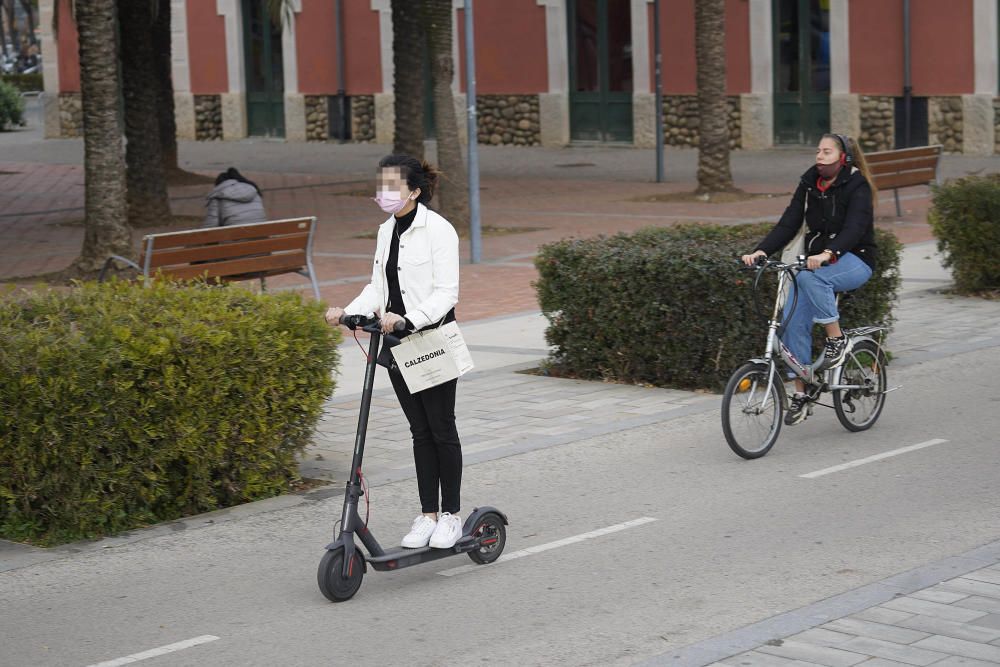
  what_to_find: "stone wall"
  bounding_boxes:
[929,96,962,153]
[351,95,375,142]
[994,98,999,154]
[661,95,741,149]
[305,95,328,141]
[58,93,82,138]
[859,96,894,152]
[477,95,540,146]
[194,95,222,141]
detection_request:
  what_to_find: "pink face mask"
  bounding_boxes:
[374,192,412,214]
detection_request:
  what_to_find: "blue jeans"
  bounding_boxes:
[781,252,873,371]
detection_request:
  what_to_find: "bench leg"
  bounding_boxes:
[894,189,902,217]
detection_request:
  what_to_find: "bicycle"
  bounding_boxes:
[721,256,896,459]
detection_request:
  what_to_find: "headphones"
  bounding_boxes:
[833,133,855,166]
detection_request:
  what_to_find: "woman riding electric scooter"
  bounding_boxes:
[325,154,465,550]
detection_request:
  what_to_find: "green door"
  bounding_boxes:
[773,0,829,144]
[243,0,284,138]
[568,0,633,143]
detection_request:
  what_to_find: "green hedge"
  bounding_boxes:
[0,79,24,130]
[0,281,340,545]
[1,73,43,92]
[929,174,1000,293]
[534,224,902,391]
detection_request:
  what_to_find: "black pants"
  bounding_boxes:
[388,370,462,514]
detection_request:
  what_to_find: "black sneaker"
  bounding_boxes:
[819,335,850,371]
[785,393,810,425]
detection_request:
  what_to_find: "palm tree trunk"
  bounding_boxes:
[153,0,178,174]
[73,0,131,273]
[118,0,172,228]
[3,1,19,56]
[392,0,424,158]
[695,0,735,194]
[18,0,34,45]
[422,0,468,233]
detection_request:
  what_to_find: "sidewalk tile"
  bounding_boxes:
[852,609,916,625]
[910,588,970,604]
[953,597,1000,614]
[897,614,1000,643]
[855,660,917,667]
[788,628,856,647]
[969,614,1000,631]
[723,650,826,667]
[824,618,929,645]
[756,640,869,667]
[939,578,1000,600]
[835,637,946,665]
[881,598,988,623]
[929,658,1000,667]
[910,634,1000,662]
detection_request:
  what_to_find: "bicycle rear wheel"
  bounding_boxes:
[834,340,887,432]
[722,362,785,459]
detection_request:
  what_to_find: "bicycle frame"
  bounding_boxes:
[750,260,890,409]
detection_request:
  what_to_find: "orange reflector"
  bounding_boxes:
[737,378,752,392]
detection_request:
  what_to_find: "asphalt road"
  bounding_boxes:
[1,346,999,667]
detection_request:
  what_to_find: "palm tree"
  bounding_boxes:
[694,0,735,194]
[422,0,468,233]
[118,0,171,228]
[392,0,425,158]
[152,0,179,175]
[72,0,131,274]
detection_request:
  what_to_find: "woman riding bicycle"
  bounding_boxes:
[741,133,878,426]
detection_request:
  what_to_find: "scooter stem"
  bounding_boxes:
[349,329,382,486]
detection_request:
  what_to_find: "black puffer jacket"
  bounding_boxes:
[756,165,877,270]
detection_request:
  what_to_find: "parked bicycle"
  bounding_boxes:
[721,256,895,459]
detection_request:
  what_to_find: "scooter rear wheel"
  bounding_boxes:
[468,512,506,565]
[317,548,364,602]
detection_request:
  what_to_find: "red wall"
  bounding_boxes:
[456,0,548,94]
[186,0,228,93]
[850,0,974,96]
[56,0,79,93]
[647,0,751,95]
[296,0,383,95]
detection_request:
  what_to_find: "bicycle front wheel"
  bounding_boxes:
[834,340,887,432]
[722,362,785,459]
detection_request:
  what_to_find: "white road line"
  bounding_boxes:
[438,516,658,577]
[800,439,949,479]
[85,635,219,667]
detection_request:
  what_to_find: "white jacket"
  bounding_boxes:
[346,203,460,329]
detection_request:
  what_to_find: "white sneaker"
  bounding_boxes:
[429,512,462,549]
[401,515,437,548]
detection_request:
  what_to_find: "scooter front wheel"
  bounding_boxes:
[317,548,364,602]
[468,512,506,565]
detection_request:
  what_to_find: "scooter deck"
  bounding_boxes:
[365,535,477,571]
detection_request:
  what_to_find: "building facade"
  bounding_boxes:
[40,0,1000,153]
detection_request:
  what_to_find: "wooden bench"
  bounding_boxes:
[866,144,942,217]
[99,217,321,299]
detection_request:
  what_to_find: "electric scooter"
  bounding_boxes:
[317,315,508,602]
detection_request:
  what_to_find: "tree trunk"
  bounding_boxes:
[422,0,468,234]
[73,0,132,273]
[18,0,34,45]
[153,0,178,173]
[695,0,735,194]
[118,0,172,228]
[391,0,424,158]
[3,1,19,56]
